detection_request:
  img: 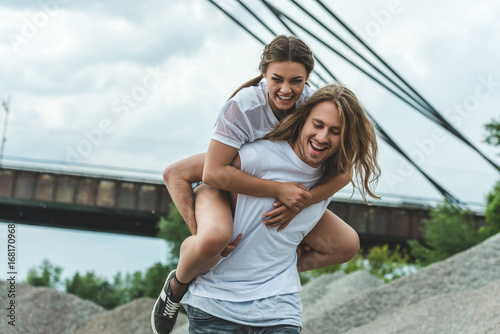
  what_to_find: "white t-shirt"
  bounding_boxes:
[187,140,332,302]
[212,79,315,149]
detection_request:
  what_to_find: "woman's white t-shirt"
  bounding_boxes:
[212,79,315,148]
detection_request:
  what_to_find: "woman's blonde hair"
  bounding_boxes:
[229,35,314,100]
[264,84,381,202]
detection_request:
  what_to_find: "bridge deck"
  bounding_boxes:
[0,168,485,245]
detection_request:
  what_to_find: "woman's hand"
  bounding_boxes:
[276,182,311,212]
[262,201,303,231]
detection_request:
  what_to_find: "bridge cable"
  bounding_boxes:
[289,0,441,122]
[207,0,463,205]
[257,0,462,202]
[315,0,498,171]
[260,0,436,121]
[253,0,497,171]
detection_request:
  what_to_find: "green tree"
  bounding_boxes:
[408,200,482,266]
[143,262,172,298]
[483,180,500,236]
[157,203,191,263]
[484,117,500,150]
[124,271,145,301]
[93,280,122,309]
[65,271,122,309]
[26,259,62,289]
[110,271,145,305]
[26,259,173,309]
[482,118,500,237]
[366,244,411,282]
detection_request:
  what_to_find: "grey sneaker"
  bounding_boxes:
[151,270,182,334]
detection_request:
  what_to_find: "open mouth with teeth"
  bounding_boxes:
[277,94,293,103]
[310,141,328,154]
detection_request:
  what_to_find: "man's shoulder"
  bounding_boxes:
[238,140,289,171]
[242,139,287,152]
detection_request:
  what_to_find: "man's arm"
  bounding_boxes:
[163,153,205,234]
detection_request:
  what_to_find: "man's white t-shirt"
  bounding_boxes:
[212,79,315,149]
[183,140,333,326]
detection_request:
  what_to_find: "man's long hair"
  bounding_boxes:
[264,84,381,202]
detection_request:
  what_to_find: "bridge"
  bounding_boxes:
[0,167,171,237]
[0,166,486,247]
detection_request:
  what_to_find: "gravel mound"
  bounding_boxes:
[0,282,187,334]
[0,282,104,334]
[73,297,187,334]
[346,280,500,334]
[301,270,383,324]
[3,233,499,333]
[300,271,346,309]
[302,232,500,334]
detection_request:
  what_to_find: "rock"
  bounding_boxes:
[345,280,500,334]
[4,233,500,334]
[301,270,383,325]
[302,233,500,334]
[0,282,104,334]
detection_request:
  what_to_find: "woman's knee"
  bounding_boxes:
[308,212,360,264]
[192,185,233,257]
[197,229,233,258]
[342,228,360,261]
[327,223,359,262]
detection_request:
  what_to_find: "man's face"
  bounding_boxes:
[293,101,342,168]
[262,61,308,116]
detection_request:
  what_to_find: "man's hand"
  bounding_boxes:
[220,233,243,257]
[296,243,312,259]
[276,182,311,212]
[262,201,302,231]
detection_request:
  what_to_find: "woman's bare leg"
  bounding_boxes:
[297,209,359,272]
[174,184,233,287]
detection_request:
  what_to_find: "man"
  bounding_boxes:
[154,84,380,333]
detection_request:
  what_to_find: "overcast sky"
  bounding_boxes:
[0,0,499,282]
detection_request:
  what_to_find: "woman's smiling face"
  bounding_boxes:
[262,61,308,117]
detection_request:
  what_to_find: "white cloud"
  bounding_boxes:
[0,0,498,205]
